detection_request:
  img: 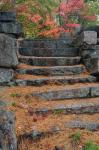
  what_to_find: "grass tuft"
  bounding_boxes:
[71,131,81,144]
[83,140,99,150]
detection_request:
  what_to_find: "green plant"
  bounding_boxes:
[10,93,21,98]
[53,109,64,114]
[0,0,14,11]
[83,141,99,150]
[16,0,60,38]
[11,102,17,107]
[71,131,81,144]
[58,0,98,31]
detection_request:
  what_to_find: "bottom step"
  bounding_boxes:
[24,121,99,141]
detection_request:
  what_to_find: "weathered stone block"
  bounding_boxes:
[85,25,99,37]
[19,47,79,57]
[15,75,96,86]
[91,86,99,97]
[82,31,97,45]
[73,31,97,48]
[0,68,14,85]
[0,110,17,150]
[0,34,18,67]
[29,103,99,115]
[81,49,98,59]
[83,58,99,74]
[65,121,99,131]
[31,87,90,100]
[0,22,22,36]
[19,39,79,57]
[16,65,86,76]
[0,12,16,22]
[94,45,99,50]
[19,56,81,66]
[56,39,73,49]
[81,44,99,74]
[19,39,56,49]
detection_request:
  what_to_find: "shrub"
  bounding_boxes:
[83,141,99,150]
[58,0,97,30]
[0,0,14,11]
[16,0,60,38]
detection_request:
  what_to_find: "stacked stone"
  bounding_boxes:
[0,12,22,86]
[73,29,99,75]
[18,33,79,57]
[0,12,22,149]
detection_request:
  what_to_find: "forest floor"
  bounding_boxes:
[0,86,99,150]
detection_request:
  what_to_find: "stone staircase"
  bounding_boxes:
[15,38,99,135]
[0,11,98,149]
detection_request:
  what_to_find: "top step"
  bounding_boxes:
[0,12,16,22]
[18,39,79,57]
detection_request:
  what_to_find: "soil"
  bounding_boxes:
[0,86,99,150]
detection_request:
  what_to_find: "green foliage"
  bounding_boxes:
[83,141,99,150]
[11,102,17,107]
[15,0,59,38]
[1,0,98,37]
[0,1,14,11]
[10,93,21,98]
[71,131,81,144]
[84,0,99,26]
[16,0,59,18]
[53,109,64,114]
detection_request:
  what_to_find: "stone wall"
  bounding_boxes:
[85,25,99,44]
[0,11,22,149]
[73,28,99,75]
[0,12,22,86]
[18,34,79,57]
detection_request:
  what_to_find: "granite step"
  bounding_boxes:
[16,65,86,76]
[27,83,99,100]
[18,56,81,66]
[24,113,99,134]
[18,47,79,57]
[15,75,96,86]
[8,83,99,99]
[22,120,99,141]
[28,101,99,115]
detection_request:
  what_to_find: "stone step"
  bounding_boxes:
[28,83,99,100]
[18,56,81,66]
[8,83,99,100]
[0,12,16,22]
[28,102,99,115]
[19,35,73,49]
[18,39,79,57]
[24,97,99,111]
[15,75,96,86]
[16,65,86,76]
[65,120,99,131]
[19,47,79,57]
[0,22,22,36]
[24,120,99,141]
[25,113,99,133]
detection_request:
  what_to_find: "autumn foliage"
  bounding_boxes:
[59,0,96,32]
[1,0,97,38]
[0,0,14,11]
[15,0,59,38]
